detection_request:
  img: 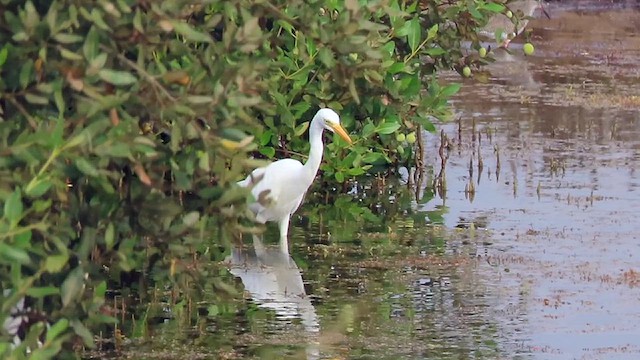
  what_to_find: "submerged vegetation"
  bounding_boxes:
[0,0,530,358]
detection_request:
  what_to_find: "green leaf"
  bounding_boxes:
[59,47,84,60]
[46,1,59,32]
[494,29,505,44]
[19,60,34,89]
[170,21,213,43]
[71,319,94,348]
[482,3,505,13]
[426,24,439,41]
[104,223,115,250]
[4,188,23,225]
[469,5,483,19]
[14,229,32,246]
[45,253,69,273]
[54,88,65,116]
[83,26,100,60]
[46,318,69,342]
[376,121,401,135]
[26,286,60,298]
[75,158,99,177]
[186,95,214,104]
[335,171,345,182]
[65,130,90,149]
[294,122,310,136]
[259,146,275,158]
[0,242,31,265]
[24,93,49,105]
[362,123,376,138]
[36,82,54,94]
[173,104,196,116]
[363,152,383,164]
[25,178,52,197]
[98,69,137,85]
[305,37,316,57]
[61,267,85,307]
[53,33,84,44]
[259,130,273,146]
[0,46,8,68]
[198,151,210,172]
[22,323,48,354]
[50,115,65,147]
[182,211,200,226]
[133,8,143,32]
[407,17,421,53]
[33,199,52,213]
[347,167,366,176]
[348,78,360,104]
[96,143,131,158]
[88,53,108,73]
[94,280,107,299]
[440,83,461,97]
[24,0,40,30]
[425,47,446,56]
[12,32,29,42]
[386,62,407,74]
[90,8,111,31]
[318,47,335,68]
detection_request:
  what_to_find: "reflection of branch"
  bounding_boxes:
[434,129,449,198]
[410,124,425,201]
[5,95,37,130]
[415,124,424,169]
[106,46,176,102]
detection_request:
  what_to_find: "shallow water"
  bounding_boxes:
[116,5,640,360]
[422,5,640,359]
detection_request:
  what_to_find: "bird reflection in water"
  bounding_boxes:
[226,236,320,359]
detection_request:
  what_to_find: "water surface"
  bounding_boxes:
[424,4,640,359]
[115,5,640,360]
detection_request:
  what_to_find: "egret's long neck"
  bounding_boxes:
[303,119,324,179]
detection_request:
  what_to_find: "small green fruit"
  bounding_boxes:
[462,66,472,77]
[506,10,513,18]
[406,132,417,144]
[523,42,535,56]
[479,47,487,58]
[396,133,406,142]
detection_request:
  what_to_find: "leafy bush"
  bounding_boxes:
[0,0,515,357]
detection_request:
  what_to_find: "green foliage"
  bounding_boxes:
[0,0,516,357]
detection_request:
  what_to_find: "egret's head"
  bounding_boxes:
[316,108,352,144]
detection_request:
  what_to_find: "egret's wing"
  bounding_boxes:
[290,192,306,216]
[238,167,266,188]
[247,159,310,222]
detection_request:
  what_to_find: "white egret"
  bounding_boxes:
[238,108,352,251]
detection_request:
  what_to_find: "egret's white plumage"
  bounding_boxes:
[239,108,352,251]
